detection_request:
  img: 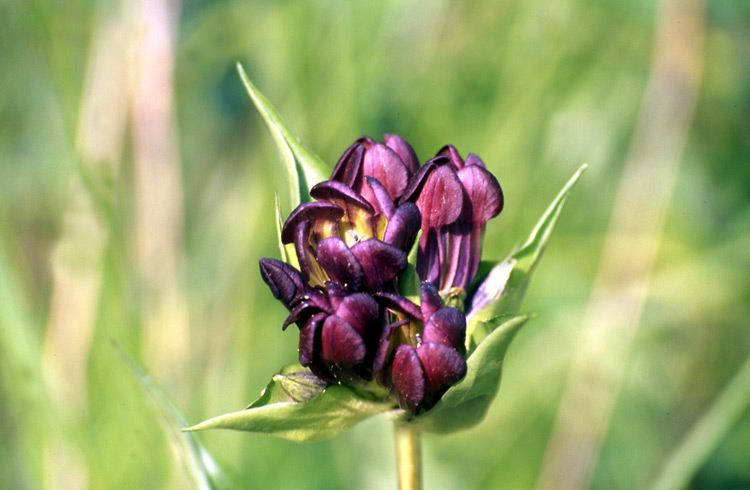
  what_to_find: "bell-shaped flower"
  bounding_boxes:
[281,136,421,291]
[260,258,385,383]
[375,282,467,413]
[401,146,503,296]
[330,134,419,211]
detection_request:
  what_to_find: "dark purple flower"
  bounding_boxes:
[375,282,467,413]
[260,258,384,383]
[281,136,421,292]
[401,146,503,294]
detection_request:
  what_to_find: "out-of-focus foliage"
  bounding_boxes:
[0,0,748,489]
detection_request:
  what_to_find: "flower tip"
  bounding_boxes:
[259,258,304,307]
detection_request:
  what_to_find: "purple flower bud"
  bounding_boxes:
[350,239,407,292]
[392,344,425,412]
[375,282,467,413]
[259,258,306,307]
[404,147,503,294]
[422,306,466,353]
[320,293,380,366]
[416,342,466,396]
[419,281,442,320]
[321,315,368,365]
[382,202,421,252]
[316,237,364,291]
[299,312,327,367]
[331,135,417,207]
[385,133,420,176]
[391,341,467,414]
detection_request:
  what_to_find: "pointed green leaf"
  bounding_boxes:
[115,343,242,490]
[237,63,329,207]
[465,312,528,354]
[187,365,394,442]
[398,314,530,433]
[468,164,586,323]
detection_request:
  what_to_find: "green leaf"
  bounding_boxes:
[115,343,242,490]
[468,164,586,324]
[400,314,530,433]
[237,63,329,207]
[465,312,528,354]
[186,365,394,442]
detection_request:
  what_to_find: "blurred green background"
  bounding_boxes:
[2,0,749,489]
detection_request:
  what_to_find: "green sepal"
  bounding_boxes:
[186,364,394,442]
[467,164,586,326]
[115,343,242,490]
[396,314,530,433]
[237,63,329,208]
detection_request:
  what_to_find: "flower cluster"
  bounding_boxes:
[260,135,503,413]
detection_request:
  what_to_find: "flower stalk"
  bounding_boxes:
[394,423,422,490]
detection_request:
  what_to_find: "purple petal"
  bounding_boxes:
[350,239,408,292]
[321,315,367,365]
[416,342,466,393]
[333,293,380,337]
[310,180,374,216]
[281,201,343,244]
[385,133,420,175]
[298,312,326,367]
[419,282,442,320]
[362,142,409,203]
[364,176,396,218]
[373,319,409,372]
[282,289,332,330]
[423,306,466,351]
[465,153,486,169]
[417,229,441,286]
[399,159,438,204]
[330,140,365,189]
[259,258,306,307]
[416,164,464,229]
[383,202,421,251]
[310,180,372,210]
[439,214,472,291]
[456,165,503,226]
[436,144,465,170]
[324,281,348,309]
[282,301,315,331]
[375,292,422,320]
[316,237,364,291]
[392,344,426,410]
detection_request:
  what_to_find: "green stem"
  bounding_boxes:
[394,423,422,490]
